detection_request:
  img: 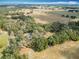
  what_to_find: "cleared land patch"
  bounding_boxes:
[20,41,79,59]
[33,41,79,59]
[33,13,70,24]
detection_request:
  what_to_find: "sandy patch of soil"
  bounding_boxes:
[34,41,79,59]
[20,41,79,59]
[33,13,70,24]
[34,18,48,24]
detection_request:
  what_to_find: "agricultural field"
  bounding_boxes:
[33,13,70,24]
[49,11,79,18]
[33,9,79,24]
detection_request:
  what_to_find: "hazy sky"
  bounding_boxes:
[0,0,79,4]
[0,0,78,2]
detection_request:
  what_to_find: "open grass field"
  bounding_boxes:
[49,11,79,18]
[0,32,9,52]
[33,13,70,24]
[33,11,79,24]
[24,41,79,59]
[33,41,79,59]
[0,31,9,57]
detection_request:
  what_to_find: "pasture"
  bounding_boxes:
[49,11,79,18]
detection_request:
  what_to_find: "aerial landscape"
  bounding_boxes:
[0,0,79,59]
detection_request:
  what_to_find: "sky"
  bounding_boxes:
[0,0,79,4]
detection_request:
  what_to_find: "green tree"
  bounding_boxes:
[44,22,65,32]
[31,37,48,51]
[0,17,6,29]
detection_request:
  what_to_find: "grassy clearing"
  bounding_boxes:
[27,41,79,59]
[33,13,70,24]
[19,41,79,59]
[0,32,8,53]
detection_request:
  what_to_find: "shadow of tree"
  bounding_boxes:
[60,47,79,59]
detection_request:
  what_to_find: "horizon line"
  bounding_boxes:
[0,1,79,5]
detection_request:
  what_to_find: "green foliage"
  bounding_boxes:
[1,36,28,59]
[44,22,65,32]
[0,17,6,29]
[48,28,79,46]
[68,21,79,30]
[65,15,69,18]
[1,52,28,59]
[31,37,48,51]
[65,29,79,41]
[56,31,70,44]
[59,31,70,41]
[70,16,77,19]
[48,35,59,46]
[0,32,8,53]
[48,30,70,46]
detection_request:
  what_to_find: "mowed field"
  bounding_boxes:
[26,41,79,59]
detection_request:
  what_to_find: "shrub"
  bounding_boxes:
[48,28,79,47]
[48,35,59,46]
[31,37,48,51]
[0,17,6,29]
[61,15,65,17]
[75,21,79,26]
[44,22,65,32]
[65,15,69,18]
[65,29,79,41]
[1,36,28,59]
[1,51,28,59]
[68,21,79,30]
[48,30,70,46]
[51,22,63,32]
[43,23,52,32]
[70,16,77,19]
[55,31,69,44]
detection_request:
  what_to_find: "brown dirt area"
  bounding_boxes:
[33,13,70,24]
[20,41,79,59]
